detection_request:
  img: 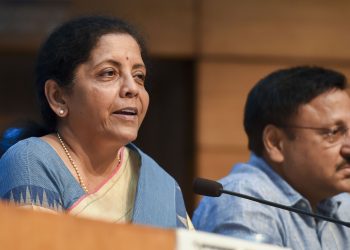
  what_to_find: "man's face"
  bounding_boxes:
[279,89,350,206]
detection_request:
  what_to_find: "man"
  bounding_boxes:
[193,66,350,249]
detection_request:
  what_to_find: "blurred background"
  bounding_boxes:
[2,0,350,216]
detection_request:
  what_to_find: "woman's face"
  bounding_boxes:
[63,33,149,145]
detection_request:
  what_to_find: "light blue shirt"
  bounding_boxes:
[193,154,350,249]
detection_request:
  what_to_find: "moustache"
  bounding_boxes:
[336,157,350,171]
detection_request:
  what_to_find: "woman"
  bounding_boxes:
[0,16,192,229]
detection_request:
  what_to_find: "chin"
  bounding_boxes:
[126,135,138,144]
[106,127,139,144]
[118,131,138,145]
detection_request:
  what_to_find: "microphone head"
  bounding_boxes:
[193,178,223,197]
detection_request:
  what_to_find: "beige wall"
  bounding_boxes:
[199,0,350,59]
[72,0,196,57]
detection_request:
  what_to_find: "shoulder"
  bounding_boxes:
[1,137,46,172]
[194,161,286,216]
[1,137,54,162]
[192,162,284,238]
[221,161,280,200]
[0,137,65,210]
[0,137,56,182]
[0,137,58,177]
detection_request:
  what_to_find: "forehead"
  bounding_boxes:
[293,89,350,126]
[89,33,142,63]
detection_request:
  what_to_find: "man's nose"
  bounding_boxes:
[340,133,350,157]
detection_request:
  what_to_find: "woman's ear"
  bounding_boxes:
[263,124,284,163]
[44,79,68,117]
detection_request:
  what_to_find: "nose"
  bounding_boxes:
[120,75,139,98]
[340,132,350,157]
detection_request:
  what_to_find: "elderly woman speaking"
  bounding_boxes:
[0,15,192,229]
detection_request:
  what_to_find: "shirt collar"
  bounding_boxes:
[248,153,306,207]
[318,195,342,217]
[248,153,342,214]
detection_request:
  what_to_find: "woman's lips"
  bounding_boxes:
[112,107,138,121]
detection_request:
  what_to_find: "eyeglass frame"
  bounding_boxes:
[278,124,350,145]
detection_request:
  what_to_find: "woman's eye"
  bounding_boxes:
[134,73,146,82]
[98,69,118,79]
[102,70,115,77]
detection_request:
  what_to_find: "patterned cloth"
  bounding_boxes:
[193,153,350,249]
[0,137,191,229]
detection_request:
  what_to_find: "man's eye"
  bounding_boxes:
[332,127,348,135]
[325,128,340,137]
[330,128,339,135]
[324,127,348,142]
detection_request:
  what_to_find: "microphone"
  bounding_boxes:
[193,177,350,228]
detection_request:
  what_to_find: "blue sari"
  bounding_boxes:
[0,137,190,228]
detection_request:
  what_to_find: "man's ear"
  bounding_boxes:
[44,79,68,117]
[263,124,284,163]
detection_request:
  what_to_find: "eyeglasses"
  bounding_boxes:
[280,125,350,146]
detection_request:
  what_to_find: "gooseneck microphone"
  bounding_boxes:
[193,177,350,228]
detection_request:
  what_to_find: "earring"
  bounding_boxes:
[59,109,64,115]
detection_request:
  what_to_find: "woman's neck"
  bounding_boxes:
[45,129,124,176]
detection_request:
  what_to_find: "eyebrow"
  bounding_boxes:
[133,63,146,70]
[94,59,146,70]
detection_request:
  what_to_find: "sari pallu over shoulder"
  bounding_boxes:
[129,144,187,228]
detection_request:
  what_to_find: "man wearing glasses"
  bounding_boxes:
[193,66,350,249]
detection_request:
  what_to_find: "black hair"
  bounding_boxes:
[0,15,148,153]
[244,66,348,156]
